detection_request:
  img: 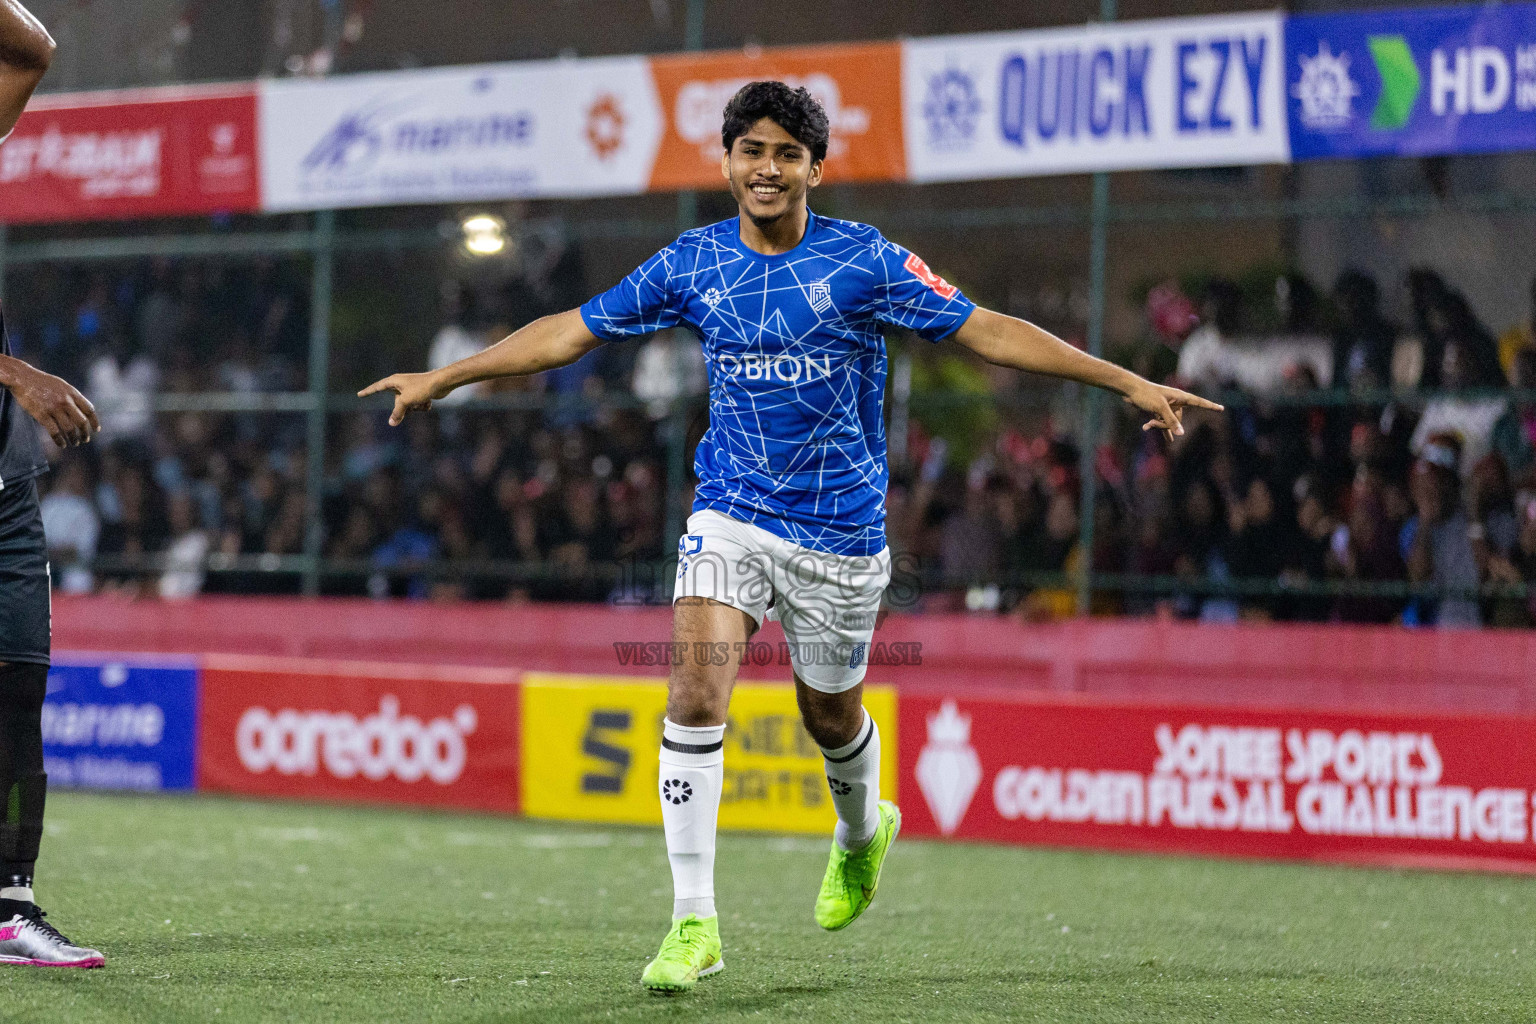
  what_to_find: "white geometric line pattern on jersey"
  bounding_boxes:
[581,212,974,556]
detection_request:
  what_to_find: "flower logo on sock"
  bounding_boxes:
[662,779,693,805]
[826,776,853,796]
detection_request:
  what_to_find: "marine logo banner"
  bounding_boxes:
[44,655,200,792]
[258,57,662,211]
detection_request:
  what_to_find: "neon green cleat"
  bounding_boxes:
[640,914,723,994]
[814,800,901,931]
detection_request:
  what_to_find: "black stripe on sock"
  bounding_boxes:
[823,718,874,764]
[662,737,724,755]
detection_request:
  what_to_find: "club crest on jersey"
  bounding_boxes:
[702,287,724,308]
[806,280,833,314]
[903,252,959,300]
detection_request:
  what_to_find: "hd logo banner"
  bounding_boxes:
[901,11,1289,182]
[1286,3,1536,160]
[520,673,897,834]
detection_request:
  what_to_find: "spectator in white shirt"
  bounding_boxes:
[158,491,210,599]
[632,328,706,420]
[84,334,158,444]
[1175,278,1331,397]
[427,287,487,405]
[1411,340,1508,476]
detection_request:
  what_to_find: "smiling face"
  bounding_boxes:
[722,117,823,228]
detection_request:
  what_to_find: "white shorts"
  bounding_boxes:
[673,509,892,693]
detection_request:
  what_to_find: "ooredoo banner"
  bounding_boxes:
[901,693,1536,869]
[902,11,1290,182]
[647,42,905,190]
[1286,3,1536,160]
[0,84,259,223]
[520,673,898,834]
[257,57,662,211]
[197,656,521,813]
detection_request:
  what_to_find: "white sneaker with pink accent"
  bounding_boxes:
[0,903,104,968]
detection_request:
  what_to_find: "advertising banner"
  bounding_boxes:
[647,41,905,190]
[11,8,1536,224]
[44,655,199,792]
[902,12,1289,183]
[0,85,259,223]
[1285,3,1536,160]
[197,656,521,813]
[901,693,1536,869]
[520,673,898,834]
[258,57,662,211]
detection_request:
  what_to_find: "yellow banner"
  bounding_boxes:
[520,673,897,834]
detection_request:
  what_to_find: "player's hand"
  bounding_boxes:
[358,371,447,426]
[7,362,99,448]
[1124,381,1223,439]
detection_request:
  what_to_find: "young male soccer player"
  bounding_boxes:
[362,81,1219,994]
[0,0,107,968]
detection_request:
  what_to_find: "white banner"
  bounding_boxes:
[258,57,663,211]
[903,12,1290,182]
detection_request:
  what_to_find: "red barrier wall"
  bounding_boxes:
[56,596,1536,714]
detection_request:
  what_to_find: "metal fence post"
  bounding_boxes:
[889,348,913,471]
[1075,0,1116,617]
[661,0,707,552]
[302,209,336,597]
[1074,173,1110,616]
[674,0,706,232]
[684,0,705,55]
[663,401,688,558]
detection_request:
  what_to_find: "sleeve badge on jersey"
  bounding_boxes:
[903,252,959,300]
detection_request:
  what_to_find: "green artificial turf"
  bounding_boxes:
[4,791,1535,1023]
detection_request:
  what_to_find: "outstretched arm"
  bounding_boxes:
[949,307,1221,436]
[0,0,53,139]
[359,309,602,426]
[0,6,93,450]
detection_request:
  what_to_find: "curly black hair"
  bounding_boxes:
[721,81,830,162]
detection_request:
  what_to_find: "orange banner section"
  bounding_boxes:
[648,41,906,191]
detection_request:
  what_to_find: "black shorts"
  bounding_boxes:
[0,478,50,666]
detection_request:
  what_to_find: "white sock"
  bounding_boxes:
[0,886,32,903]
[659,719,724,921]
[822,710,881,852]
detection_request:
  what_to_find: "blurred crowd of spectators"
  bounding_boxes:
[892,267,1536,628]
[11,255,674,603]
[14,253,1536,628]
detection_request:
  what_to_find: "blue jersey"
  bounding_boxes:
[580,212,975,557]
